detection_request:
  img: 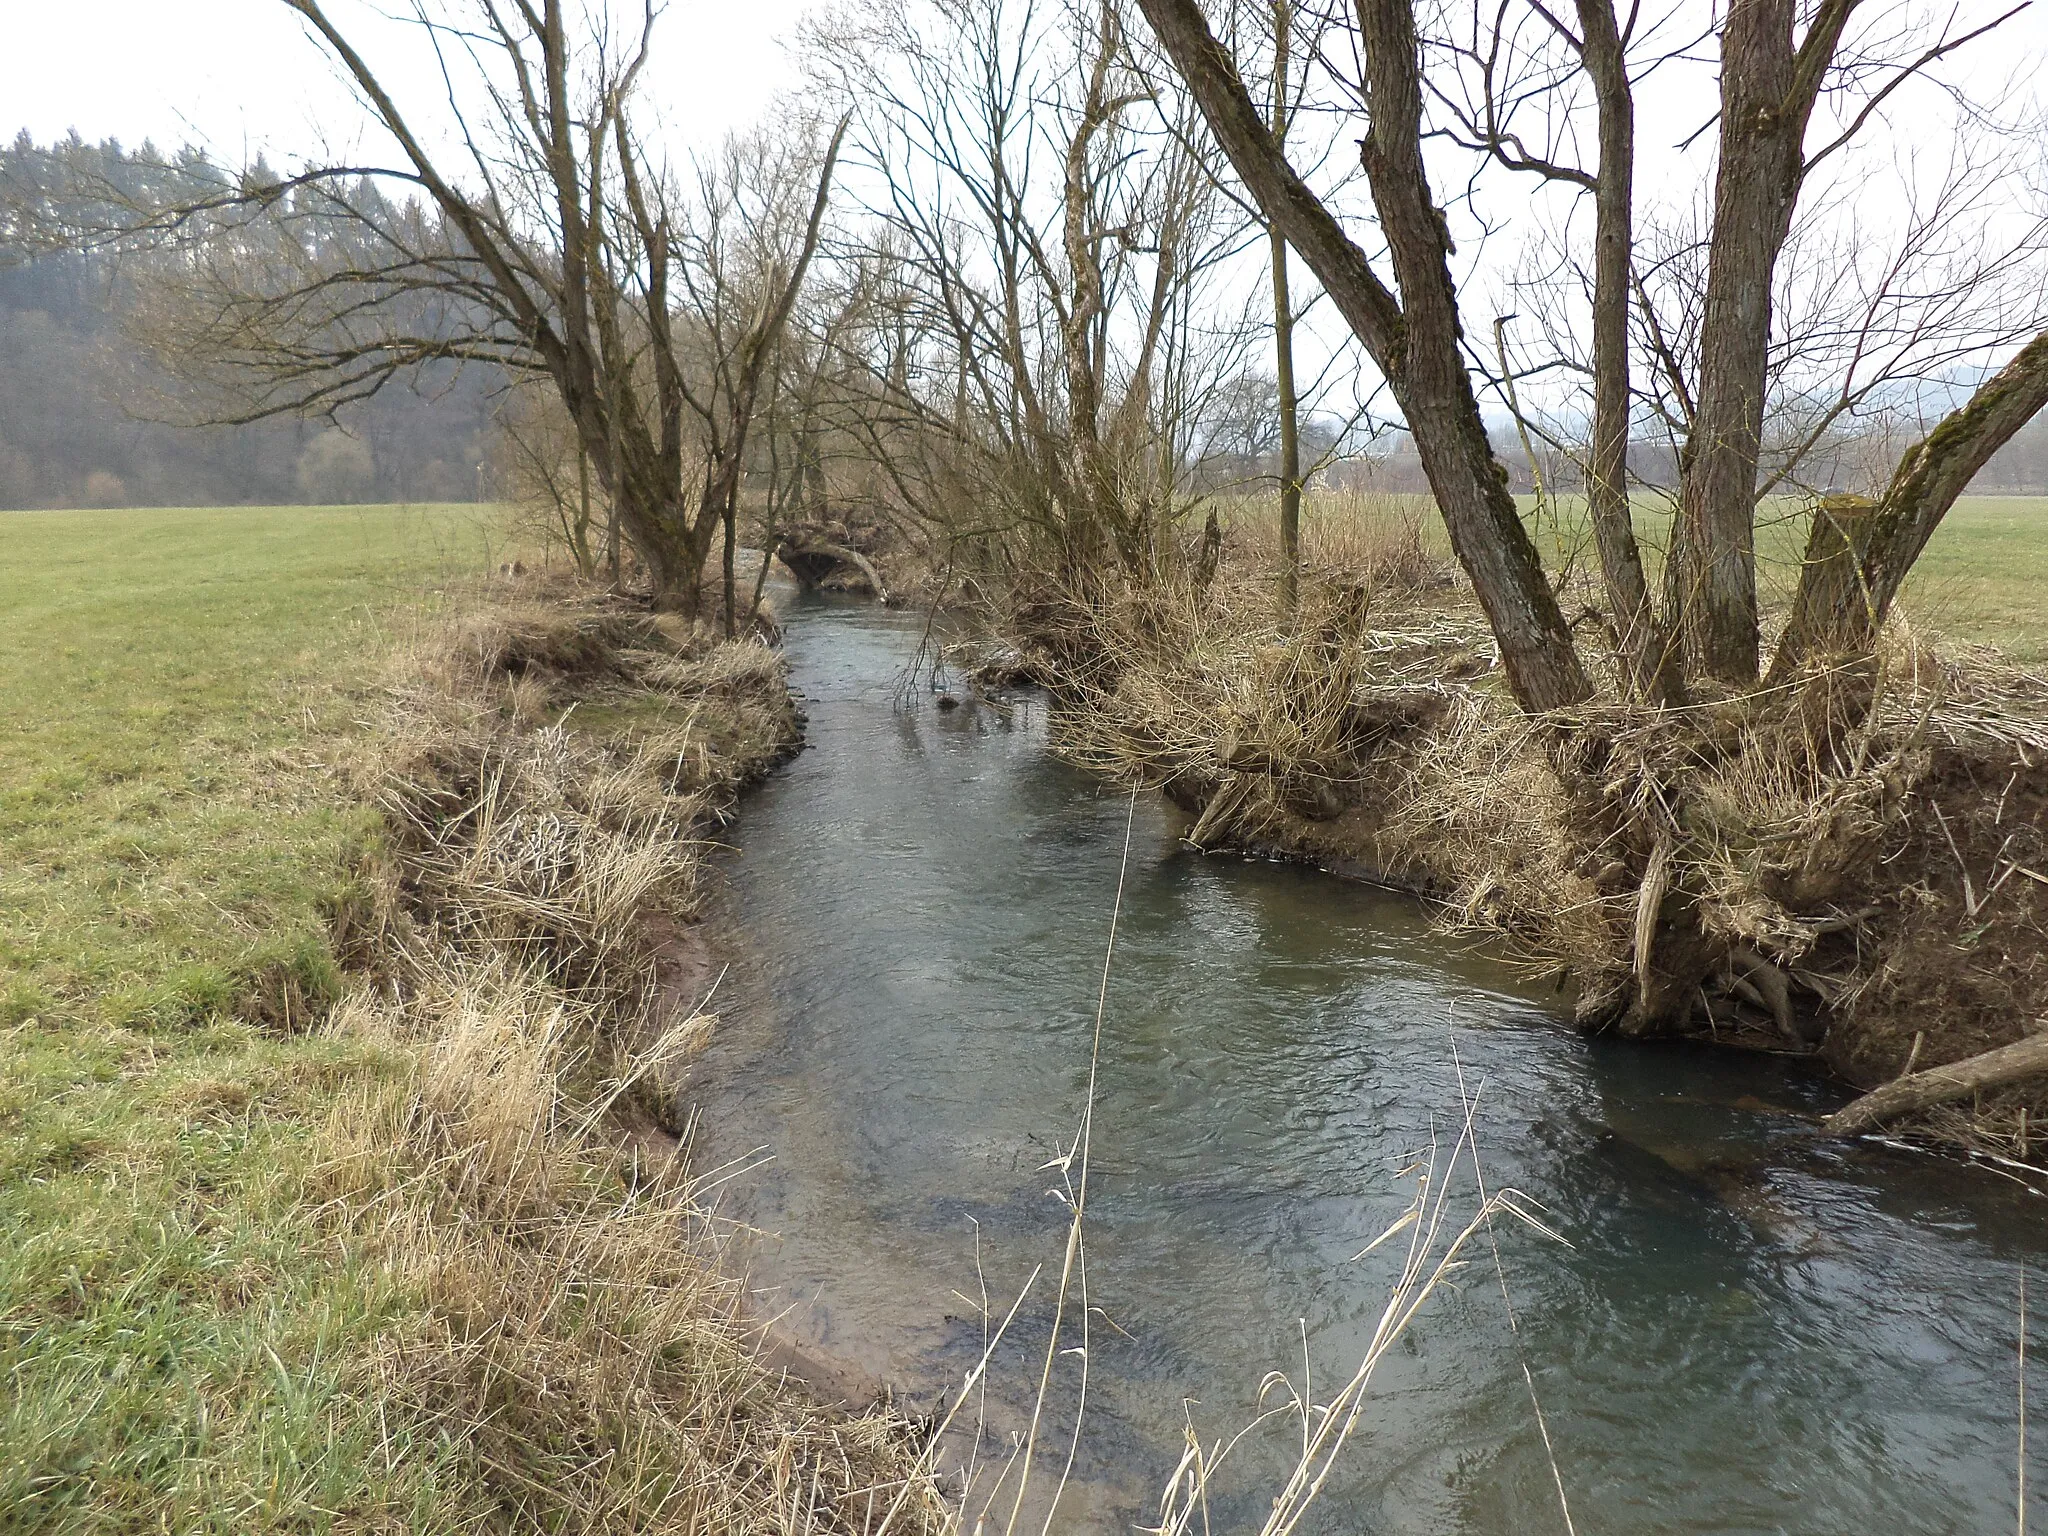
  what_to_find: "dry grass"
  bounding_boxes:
[313,576,955,1534]
[1146,1108,1563,1536]
[310,959,948,1535]
[1220,490,1456,597]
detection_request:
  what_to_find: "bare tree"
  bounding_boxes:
[808,0,1259,582]
[114,0,842,620]
[1267,0,1305,612]
[1137,0,2047,707]
[1130,0,2048,1035]
[1135,0,1595,712]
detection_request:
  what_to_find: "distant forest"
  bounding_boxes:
[0,132,502,511]
[4,131,2045,512]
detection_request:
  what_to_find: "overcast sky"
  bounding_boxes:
[11,1,2040,182]
[4,1,818,161]
[9,0,2041,428]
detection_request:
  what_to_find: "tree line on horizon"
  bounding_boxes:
[10,79,2048,526]
[0,132,498,511]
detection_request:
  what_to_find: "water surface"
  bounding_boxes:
[689,594,2044,1534]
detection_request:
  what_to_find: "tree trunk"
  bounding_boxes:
[1766,493,1877,680]
[1773,328,2048,675]
[722,498,738,638]
[639,504,709,614]
[1353,0,1594,714]
[1824,1031,2048,1136]
[1668,0,1790,684]
[1667,0,1858,686]
[1060,5,1124,571]
[1273,233,1302,614]
[1270,0,1302,616]
[1576,0,1679,705]
[1133,0,1592,714]
[574,442,595,578]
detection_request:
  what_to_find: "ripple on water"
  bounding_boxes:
[688,593,2047,1535]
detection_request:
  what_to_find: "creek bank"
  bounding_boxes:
[338,575,950,1533]
[958,568,2048,1157]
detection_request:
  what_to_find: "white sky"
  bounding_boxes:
[3,1,818,161]
[7,0,2041,437]
[9,0,2038,211]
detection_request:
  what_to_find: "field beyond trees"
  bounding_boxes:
[1877,497,2048,662]
[1232,492,2048,663]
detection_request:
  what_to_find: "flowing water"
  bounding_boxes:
[688,592,2046,1534]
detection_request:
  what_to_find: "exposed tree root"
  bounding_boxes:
[1728,946,1805,1044]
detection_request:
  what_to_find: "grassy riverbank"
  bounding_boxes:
[0,505,941,1532]
[979,490,2048,1152]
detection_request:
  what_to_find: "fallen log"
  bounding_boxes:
[776,539,891,604]
[1186,775,1256,850]
[1823,1030,2048,1135]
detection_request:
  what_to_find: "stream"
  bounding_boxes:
[688,591,2046,1534]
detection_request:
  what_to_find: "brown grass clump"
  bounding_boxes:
[365,580,799,995]
[445,597,676,681]
[314,575,953,1533]
[312,962,948,1534]
[1227,490,1456,596]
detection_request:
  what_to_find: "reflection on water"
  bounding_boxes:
[688,593,2045,1534]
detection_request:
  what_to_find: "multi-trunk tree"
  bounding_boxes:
[1137,0,2048,1033]
[1135,0,2048,714]
[108,0,843,622]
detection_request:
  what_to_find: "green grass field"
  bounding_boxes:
[1587,494,2048,661]
[1882,497,2048,661]
[0,504,506,1530]
[1,504,507,1031]
[1273,491,2048,663]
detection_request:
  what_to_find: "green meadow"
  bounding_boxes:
[1877,496,2048,661]
[0,504,503,1531]
[1276,490,2048,663]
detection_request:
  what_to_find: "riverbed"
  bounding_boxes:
[688,592,2044,1533]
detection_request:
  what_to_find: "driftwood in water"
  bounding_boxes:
[1186,776,1256,850]
[1824,1030,2048,1135]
